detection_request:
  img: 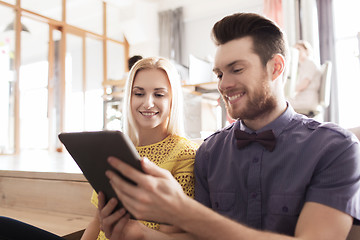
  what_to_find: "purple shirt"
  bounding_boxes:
[195,105,360,235]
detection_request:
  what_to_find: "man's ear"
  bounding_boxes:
[270,54,285,81]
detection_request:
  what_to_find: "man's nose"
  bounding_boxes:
[218,73,236,92]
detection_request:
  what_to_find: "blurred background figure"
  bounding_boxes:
[127,55,143,71]
[288,40,321,115]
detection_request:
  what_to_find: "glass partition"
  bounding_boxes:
[21,0,62,21]
[65,33,84,132]
[49,29,63,151]
[85,37,103,131]
[107,40,126,80]
[67,0,103,35]
[1,0,15,5]
[0,1,128,154]
[19,18,49,149]
[107,3,125,42]
[0,5,16,154]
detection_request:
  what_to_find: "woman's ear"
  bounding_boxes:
[270,54,285,81]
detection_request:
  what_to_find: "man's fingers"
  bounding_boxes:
[106,170,141,199]
[140,157,173,179]
[108,156,172,184]
[108,156,148,184]
[107,172,148,218]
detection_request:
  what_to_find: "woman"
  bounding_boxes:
[0,57,198,240]
[81,57,198,240]
[289,40,322,112]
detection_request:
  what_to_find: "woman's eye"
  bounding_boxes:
[134,93,143,96]
[155,93,165,97]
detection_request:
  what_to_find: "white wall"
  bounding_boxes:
[125,0,160,57]
[128,0,264,64]
[182,0,263,66]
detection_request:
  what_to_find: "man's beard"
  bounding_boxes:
[225,79,277,121]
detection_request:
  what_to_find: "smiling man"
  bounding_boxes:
[194,12,360,238]
[99,12,360,240]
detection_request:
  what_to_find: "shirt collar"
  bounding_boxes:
[236,102,296,138]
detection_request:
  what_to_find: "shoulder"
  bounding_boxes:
[317,122,360,148]
[317,122,354,138]
[291,117,352,136]
[205,123,235,141]
[303,58,319,69]
[170,135,199,153]
[291,119,358,150]
[198,123,236,152]
[318,122,353,139]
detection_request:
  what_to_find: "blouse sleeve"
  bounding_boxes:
[172,156,195,198]
[170,140,198,198]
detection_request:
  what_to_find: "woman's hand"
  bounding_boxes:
[98,192,146,240]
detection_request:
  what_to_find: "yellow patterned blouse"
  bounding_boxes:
[90,134,199,240]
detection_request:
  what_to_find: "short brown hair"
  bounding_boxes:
[211,13,288,66]
[128,55,143,71]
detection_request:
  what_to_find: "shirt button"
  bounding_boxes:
[251,192,257,198]
[307,121,318,129]
[253,157,259,163]
[215,202,219,208]
[282,206,289,213]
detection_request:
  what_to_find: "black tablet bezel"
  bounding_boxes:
[58,130,142,217]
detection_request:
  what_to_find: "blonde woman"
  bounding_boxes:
[81,57,198,240]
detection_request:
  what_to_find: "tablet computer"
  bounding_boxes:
[58,130,142,217]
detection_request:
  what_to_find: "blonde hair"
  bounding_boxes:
[122,57,185,146]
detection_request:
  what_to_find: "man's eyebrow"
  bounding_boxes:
[213,60,247,72]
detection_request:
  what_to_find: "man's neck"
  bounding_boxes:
[242,101,287,131]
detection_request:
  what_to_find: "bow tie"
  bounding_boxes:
[234,129,276,152]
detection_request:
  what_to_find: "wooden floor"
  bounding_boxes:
[1,149,360,239]
[0,206,92,236]
[0,150,95,237]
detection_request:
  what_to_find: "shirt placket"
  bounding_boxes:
[246,150,262,229]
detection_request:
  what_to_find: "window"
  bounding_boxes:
[0,5,15,154]
[333,0,360,128]
[0,1,128,154]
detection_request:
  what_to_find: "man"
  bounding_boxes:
[99,12,360,240]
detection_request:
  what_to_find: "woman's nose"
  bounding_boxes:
[143,95,154,109]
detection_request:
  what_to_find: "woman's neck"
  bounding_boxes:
[137,129,169,146]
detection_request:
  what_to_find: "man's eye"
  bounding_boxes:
[217,73,223,80]
[233,68,243,73]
